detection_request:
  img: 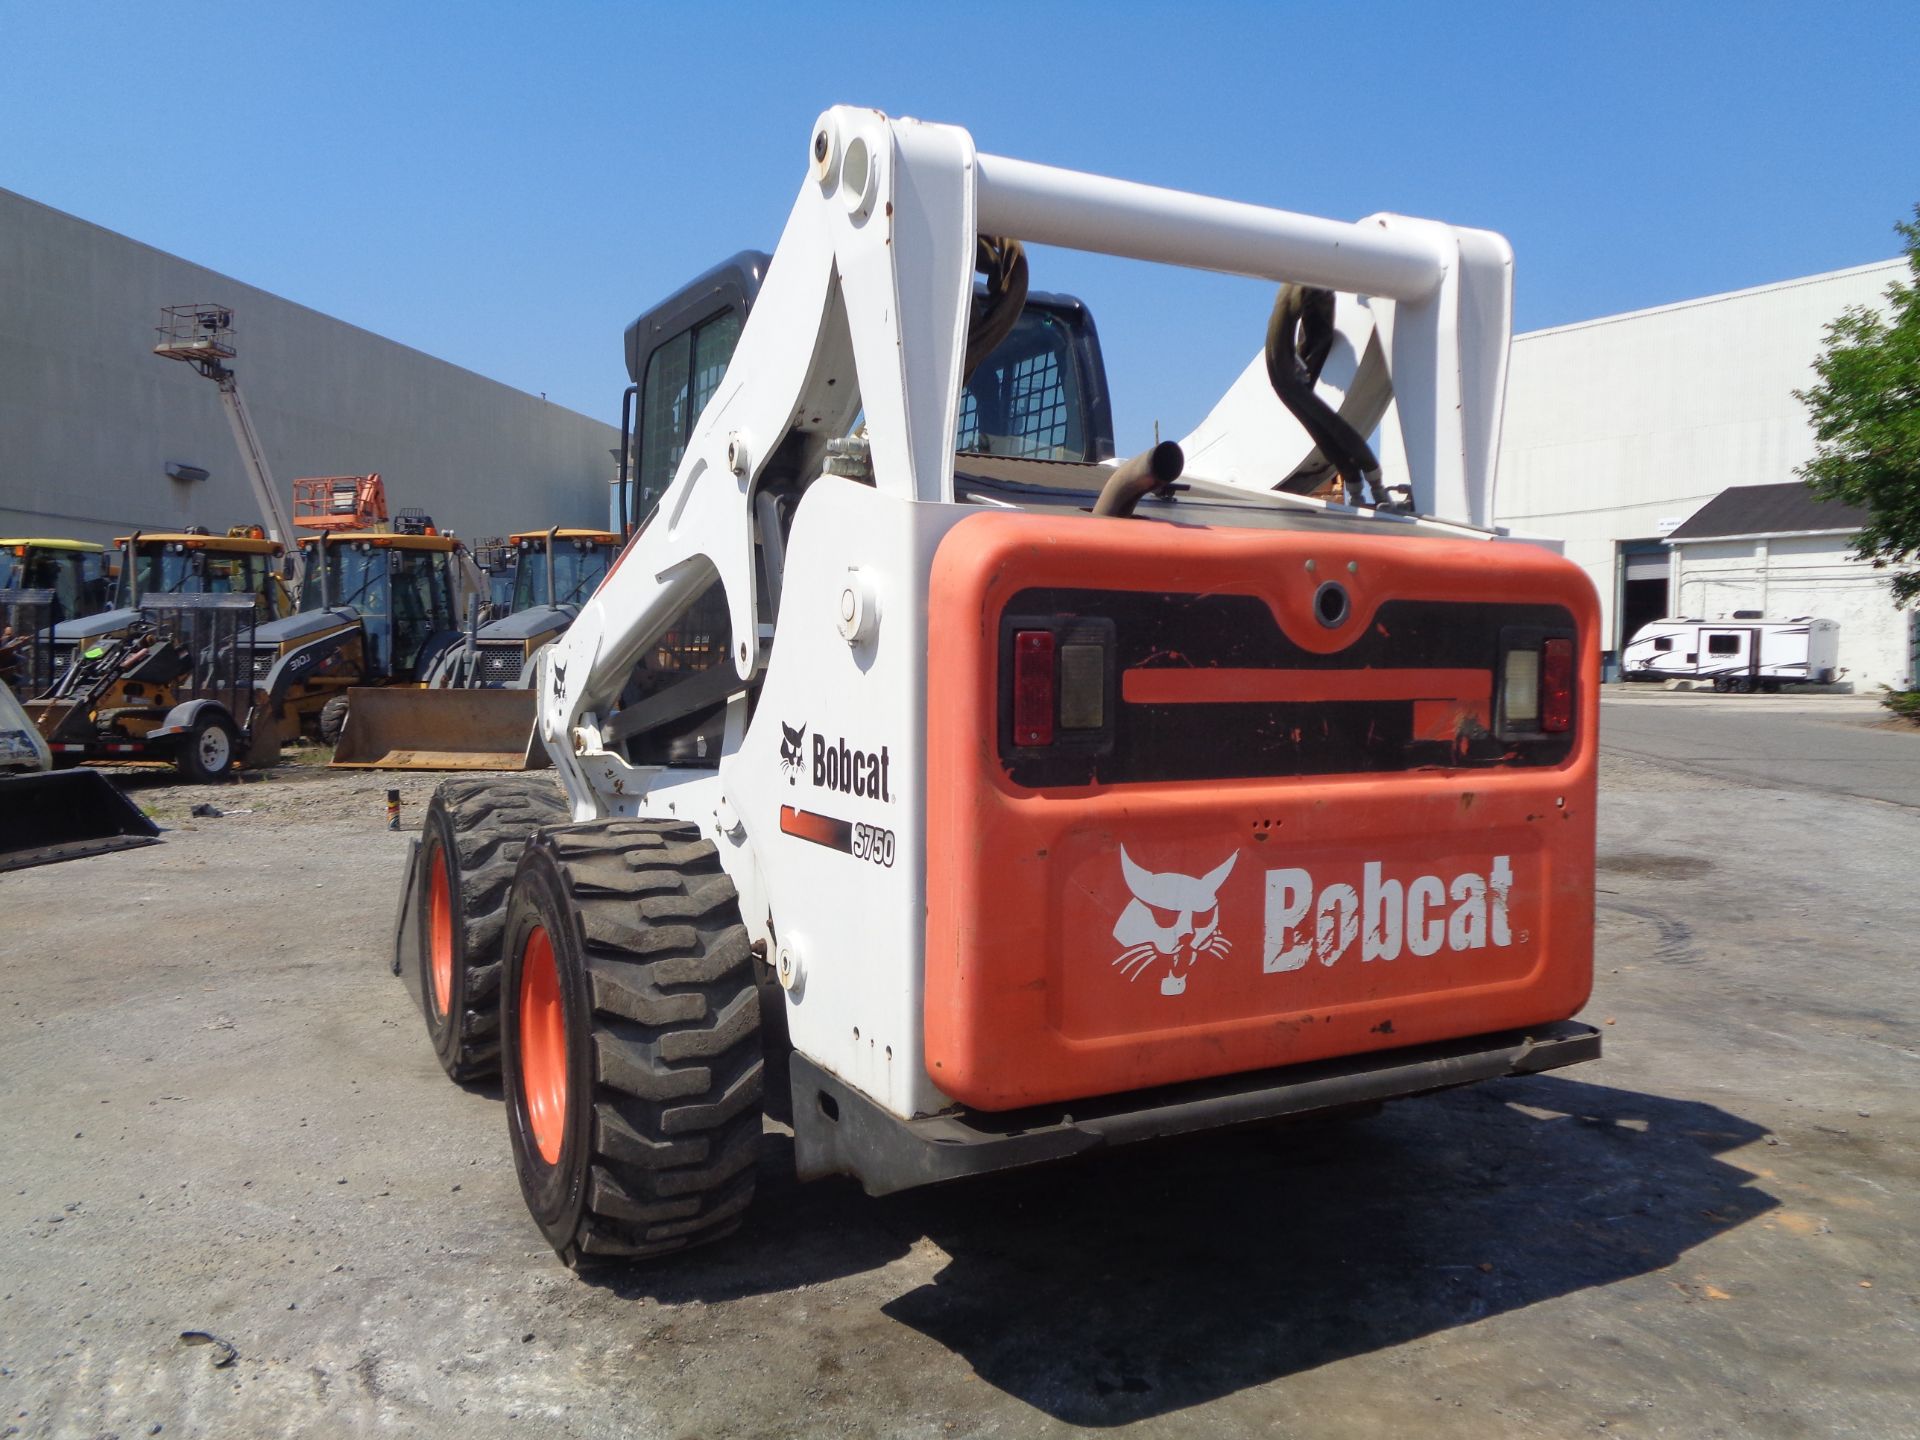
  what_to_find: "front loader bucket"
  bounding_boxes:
[0,770,162,872]
[329,686,547,771]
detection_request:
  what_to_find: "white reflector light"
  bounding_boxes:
[1504,649,1540,729]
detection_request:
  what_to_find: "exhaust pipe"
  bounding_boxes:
[1092,441,1185,518]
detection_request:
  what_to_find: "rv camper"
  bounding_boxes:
[1623,615,1839,692]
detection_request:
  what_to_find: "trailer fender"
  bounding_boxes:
[145,697,238,741]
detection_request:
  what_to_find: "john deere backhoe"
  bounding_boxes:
[391,108,1599,1268]
[328,528,621,771]
[245,524,479,751]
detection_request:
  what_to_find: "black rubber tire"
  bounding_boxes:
[418,775,569,1081]
[501,820,763,1267]
[318,694,350,746]
[176,713,238,784]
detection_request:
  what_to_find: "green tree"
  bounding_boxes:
[1796,207,1920,606]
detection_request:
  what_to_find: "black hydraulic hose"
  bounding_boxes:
[963,236,1028,383]
[1264,284,1382,503]
[1092,441,1185,518]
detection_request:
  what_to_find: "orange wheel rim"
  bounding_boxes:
[427,846,454,1019]
[519,926,567,1165]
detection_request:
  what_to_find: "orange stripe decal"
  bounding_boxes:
[1122,667,1491,707]
[779,805,853,853]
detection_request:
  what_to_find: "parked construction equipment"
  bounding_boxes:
[0,660,161,871]
[428,529,622,687]
[27,594,264,781]
[248,527,481,752]
[40,530,291,693]
[390,108,1600,1267]
[293,474,389,533]
[0,539,112,634]
[326,528,618,772]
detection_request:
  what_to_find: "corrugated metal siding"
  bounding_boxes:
[0,188,617,544]
[1494,259,1905,647]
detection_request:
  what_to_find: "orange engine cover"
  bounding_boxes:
[924,510,1598,1112]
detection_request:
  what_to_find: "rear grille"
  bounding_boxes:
[474,642,524,686]
[998,591,1577,787]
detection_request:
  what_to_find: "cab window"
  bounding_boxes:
[635,309,746,524]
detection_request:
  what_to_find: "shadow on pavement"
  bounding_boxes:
[598,1072,1773,1426]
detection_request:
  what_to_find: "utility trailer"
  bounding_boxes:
[28,593,263,782]
[390,108,1601,1268]
[1622,616,1839,692]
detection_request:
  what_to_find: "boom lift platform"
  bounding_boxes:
[153,306,305,595]
[391,108,1600,1267]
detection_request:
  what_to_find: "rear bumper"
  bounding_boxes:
[792,1020,1600,1197]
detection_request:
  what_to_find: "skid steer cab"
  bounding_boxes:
[391,107,1600,1269]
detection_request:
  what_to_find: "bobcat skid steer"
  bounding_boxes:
[391,107,1601,1267]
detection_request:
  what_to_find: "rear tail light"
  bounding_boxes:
[1012,630,1056,745]
[1541,637,1574,732]
[1502,634,1576,736]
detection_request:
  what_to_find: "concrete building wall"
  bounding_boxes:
[1671,534,1915,691]
[1495,259,1906,652]
[0,188,617,546]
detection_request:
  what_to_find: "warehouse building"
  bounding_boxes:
[0,187,617,547]
[1496,257,1914,690]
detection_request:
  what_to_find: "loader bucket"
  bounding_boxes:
[328,686,547,771]
[0,769,162,872]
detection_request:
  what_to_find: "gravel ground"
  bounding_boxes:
[1,745,1916,1438]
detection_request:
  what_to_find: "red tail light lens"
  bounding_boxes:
[1012,630,1056,745]
[1541,637,1574,733]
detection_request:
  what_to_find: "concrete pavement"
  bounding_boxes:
[1601,689,1920,808]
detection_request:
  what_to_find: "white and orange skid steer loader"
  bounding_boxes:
[391,107,1601,1267]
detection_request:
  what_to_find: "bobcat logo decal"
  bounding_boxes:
[550,656,567,701]
[778,721,806,782]
[1112,848,1238,997]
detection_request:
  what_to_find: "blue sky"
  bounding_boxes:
[5,2,1916,454]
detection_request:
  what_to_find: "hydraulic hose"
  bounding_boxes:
[963,236,1028,382]
[1264,284,1382,503]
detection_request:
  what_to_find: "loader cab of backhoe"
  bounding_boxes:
[508,531,620,615]
[0,541,111,624]
[299,535,461,681]
[114,532,290,623]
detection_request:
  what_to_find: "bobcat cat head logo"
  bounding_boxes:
[550,656,568,700]
[1112,847,1238,997]
[779,721,806,781]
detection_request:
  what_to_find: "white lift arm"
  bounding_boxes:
[538,106,1515,815]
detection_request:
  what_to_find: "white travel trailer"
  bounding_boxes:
[1622,615,1840,692]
